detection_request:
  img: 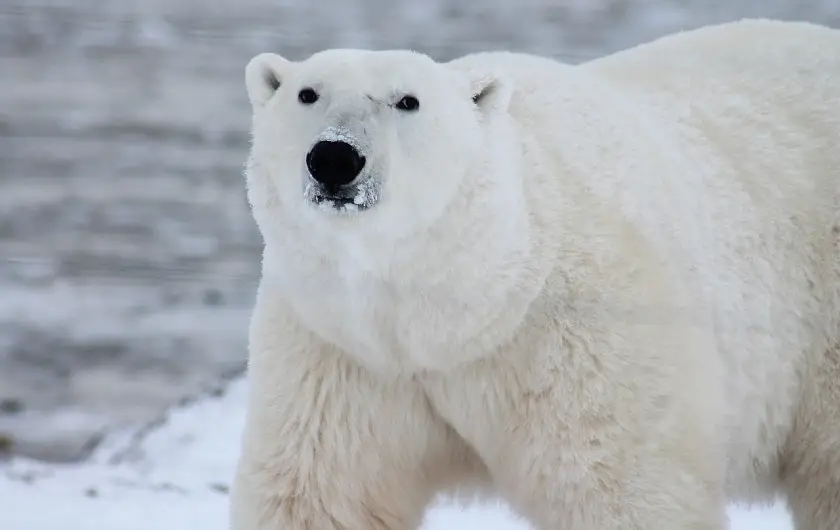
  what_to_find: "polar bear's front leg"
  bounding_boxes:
[229,286,481,530]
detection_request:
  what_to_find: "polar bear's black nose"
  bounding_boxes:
[306,141,366,189]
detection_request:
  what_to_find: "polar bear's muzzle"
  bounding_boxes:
[303,127,381,213]
[307,140,366,188]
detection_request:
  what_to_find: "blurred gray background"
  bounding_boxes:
[1,0,839,463]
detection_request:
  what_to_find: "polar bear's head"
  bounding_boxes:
[244,49,515,264]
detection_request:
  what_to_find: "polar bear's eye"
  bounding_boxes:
[395,95,420,112]
[298,88,319,105]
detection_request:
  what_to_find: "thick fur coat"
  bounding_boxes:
[231,19,840,530]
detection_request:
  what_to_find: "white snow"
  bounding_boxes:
[0,377,794,530]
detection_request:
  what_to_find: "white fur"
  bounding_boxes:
[232,19,840,530]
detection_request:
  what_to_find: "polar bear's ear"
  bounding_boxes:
[245,53,292,108]
[467,70,512,115]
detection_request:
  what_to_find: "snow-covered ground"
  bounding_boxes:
[0,377,794,530]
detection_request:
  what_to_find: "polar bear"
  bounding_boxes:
[231,19,840,530]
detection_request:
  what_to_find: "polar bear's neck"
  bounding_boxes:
[260,159,550,376]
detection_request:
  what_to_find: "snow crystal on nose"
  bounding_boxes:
[319,126,350,142]
[352,177,380,208]
[317,126,367,156]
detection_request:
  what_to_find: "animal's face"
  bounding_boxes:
[244,49,512,249]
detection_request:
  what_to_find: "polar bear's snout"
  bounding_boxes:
[303,126,381,214]
[306,140,366,189]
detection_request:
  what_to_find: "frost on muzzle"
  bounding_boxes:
[303,127,381,213]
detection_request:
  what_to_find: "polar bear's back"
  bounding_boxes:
[587,19,840,79]
[585,19,840,145]
[585,19,840,216]
[585,17,840,335]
